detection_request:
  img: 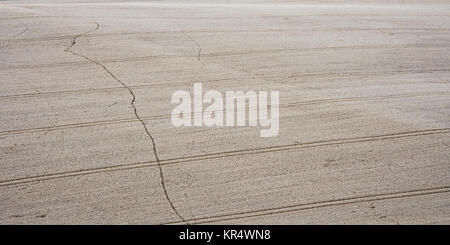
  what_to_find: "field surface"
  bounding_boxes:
[0,0,449,224]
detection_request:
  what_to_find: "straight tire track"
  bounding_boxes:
[165,186,450,224]
[1,91,449,137]
[1,68,449,100]
[1,127,449,187]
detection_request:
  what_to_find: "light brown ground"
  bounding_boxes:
[0,0,449,224]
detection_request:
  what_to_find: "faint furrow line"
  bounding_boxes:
[1,127,449,187]
[0,77,236,99]
[3,44,450,71]
[1,91,450,137]
[1,71,447,96]
[64,22,187,224]
[165,186,450,224]
[1,14,448,22]
[5,27,450,43]
[1,68,450,99]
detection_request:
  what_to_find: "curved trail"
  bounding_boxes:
[64,22,187,224]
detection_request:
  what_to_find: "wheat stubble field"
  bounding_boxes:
[0,0,449,224]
